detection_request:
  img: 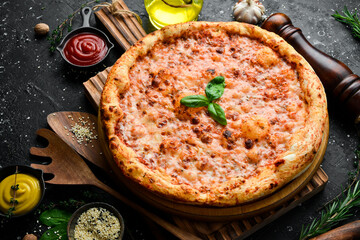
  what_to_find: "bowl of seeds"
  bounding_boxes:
[67,202,124,240]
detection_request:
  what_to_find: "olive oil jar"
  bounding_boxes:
[144,0,203,29]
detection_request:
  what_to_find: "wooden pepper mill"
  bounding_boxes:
[263,14,360,239]
[261,13,360,123]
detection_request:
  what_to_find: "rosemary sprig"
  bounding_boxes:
[47,0,100,52]
[332,6,360,39]
[299,180,360,240]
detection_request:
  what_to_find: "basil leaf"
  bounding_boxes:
[39,209,72,227]
[208,102,227,125]
[205,76,225,101]
[39,222,68,240]
[180,95,209,108]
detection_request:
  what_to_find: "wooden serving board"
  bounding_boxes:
[98,113,328,221]
[89,70,328,237]
[83,2,329,239]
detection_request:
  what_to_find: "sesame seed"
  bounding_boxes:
[74,207,121,240]
[66,120,98,145]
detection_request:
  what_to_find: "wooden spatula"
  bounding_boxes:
[30,128,200,240]
[47,111,110,172]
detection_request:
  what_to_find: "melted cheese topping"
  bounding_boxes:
[116,30,307,192]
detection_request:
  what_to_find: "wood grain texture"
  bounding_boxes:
[84,67,111,111]
[47,111,110,172]
[98,115,329,222]
[46,110,329,239]
[262,13,360,121]
[30,128,201,240]
[94,0,146,49]
[82,3,330,239]
[310,220,360,240]
[30,129,101,186]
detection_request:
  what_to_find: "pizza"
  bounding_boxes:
[100,22,327,206]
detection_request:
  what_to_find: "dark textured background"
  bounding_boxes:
[0,0,360,239]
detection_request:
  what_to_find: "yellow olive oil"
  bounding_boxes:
[144,0,203,29]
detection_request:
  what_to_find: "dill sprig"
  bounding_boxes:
[332,6,360,39]
[47,0,101,52]
[299,180,360,240]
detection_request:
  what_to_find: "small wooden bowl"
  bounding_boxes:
[67,202,125,240]
[0,165,45,218]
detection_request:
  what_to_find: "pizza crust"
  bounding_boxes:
[100,22,327,206]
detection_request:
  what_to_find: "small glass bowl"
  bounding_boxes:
[0,165,45,218]
[67,202,125,240]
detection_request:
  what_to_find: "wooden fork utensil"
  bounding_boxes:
[30,128,200,240]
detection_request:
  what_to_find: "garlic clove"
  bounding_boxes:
[253,7,263,19]
[233,0,265,25]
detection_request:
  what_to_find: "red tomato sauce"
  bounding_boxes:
[63,32,108,66]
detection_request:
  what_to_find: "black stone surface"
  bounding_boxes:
[0,0,359,239]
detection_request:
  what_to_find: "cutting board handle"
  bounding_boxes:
[262,13,360,121]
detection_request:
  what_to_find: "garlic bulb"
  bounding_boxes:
[233,0,265,25]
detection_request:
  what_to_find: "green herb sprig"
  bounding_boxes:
[39,199,86,213]
[180,76,227,125]
[47,0,100,52]
[6,207,15,218]
[6,166,19,218]
[299,146,360,239]
[299,180,360,240]
[332,6,360,39]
